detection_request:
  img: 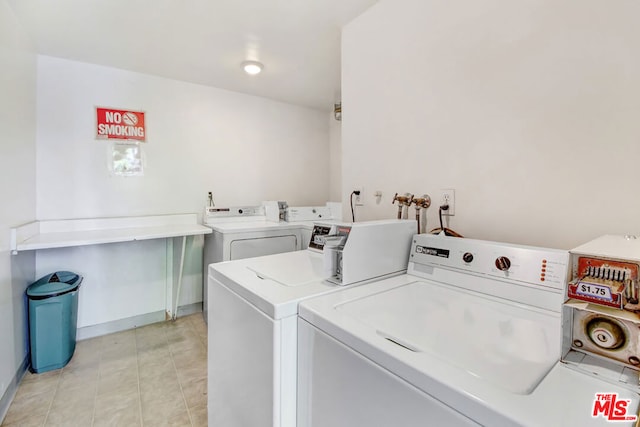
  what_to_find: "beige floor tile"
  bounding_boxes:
[141,394,189,426]
[44,405,93,426]
[164,324,193,339]
[58,364,99,391]
[64,351,100,370]
[188,403,208,427]
[138,356,176,381]
[171,347,206,366]
[139,374,181,405]
[169,336,203,355]
[137,341,170,356]
[2,389,54,425]
[93,400,141,427]
[135,321,168,335]
[100,345,136,362]
[3,315,210,427]
[99,354,137,376]
[181,377,207,409]
[101,329,136,344]
[21,369,61,384]
[94,387,140,416]
[136,332,168,348]
[200,334,208,348]
[97,368,139,397]
[14,373,59,399]
[50,383,96,411]
[0,412,47,427]
[137,345,171,363]
[76,336,103,350]
[100,332,137,358]
[70,338,102,364]
[165,412,193,427]
[174,359,207,385]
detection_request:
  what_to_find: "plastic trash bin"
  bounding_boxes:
[27,271,82,373]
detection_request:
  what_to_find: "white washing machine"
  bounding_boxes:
[202,203,340,322]
[297,234,640,427]
[207,219,416,427]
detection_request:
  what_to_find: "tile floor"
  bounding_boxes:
[1,313,208,427]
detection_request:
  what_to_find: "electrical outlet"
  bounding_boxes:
[439,189,455,216]
[354,186,364,206]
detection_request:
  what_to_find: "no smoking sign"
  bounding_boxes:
[96,107,146,141]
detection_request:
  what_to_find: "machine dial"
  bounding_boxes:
[587,318,626,350]
[462,252,474,263]
[495,256,511,271]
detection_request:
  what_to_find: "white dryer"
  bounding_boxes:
[202,203,341,322]
[207,219,416,427]
[297,234,640,427]
[203,206,302,322]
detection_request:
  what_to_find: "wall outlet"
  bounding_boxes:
[373,190,383,205]
[354,186,364,206]
[439,189,455,216]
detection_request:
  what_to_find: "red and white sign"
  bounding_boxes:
[592,393,638,422]
[96,107,146,141]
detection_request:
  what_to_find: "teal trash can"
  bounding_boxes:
[27,271,82,373]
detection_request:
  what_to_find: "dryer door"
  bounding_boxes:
[230,234,298,260]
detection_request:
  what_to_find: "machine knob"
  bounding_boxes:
[495,256,511,271]
[587,318,626,350]
[462,252,474,263]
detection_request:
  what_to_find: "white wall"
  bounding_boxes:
[0,0,36,418]
[37,56,330,219]
[342,0,640,249]
[35,56,331,329]
[329,112,342,201]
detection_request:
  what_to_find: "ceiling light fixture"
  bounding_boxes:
[242,60,263,75]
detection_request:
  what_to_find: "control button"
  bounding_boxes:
[495,256,511,271]
[462,252,474,263]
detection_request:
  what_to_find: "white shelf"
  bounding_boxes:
[11,213,211,253]
[10,213,212,321]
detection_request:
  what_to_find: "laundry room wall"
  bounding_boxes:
[34,56,331,333]
[329,111,342,202]
[0,0,37,418]
[341,0,640,250]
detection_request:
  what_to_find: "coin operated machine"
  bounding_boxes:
[322,220,416,286]
[562,235,640,392]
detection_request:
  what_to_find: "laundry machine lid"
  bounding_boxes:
[210,250,343,319]
[247,251,327,287]
[334,279,561,395]
[570,234,640,262]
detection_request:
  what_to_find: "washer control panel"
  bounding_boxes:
[411,235,569,290]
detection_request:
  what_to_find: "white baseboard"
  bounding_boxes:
[0,356,28,424]
[177,302,202,317]
[77,303,203,341]
[77,311,166,340]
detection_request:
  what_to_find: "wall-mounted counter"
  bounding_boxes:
[11,214,211,325]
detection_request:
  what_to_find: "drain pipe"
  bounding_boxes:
[411,195,431,234]
[392,193,414,220]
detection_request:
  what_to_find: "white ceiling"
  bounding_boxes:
[8,0,379,110]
